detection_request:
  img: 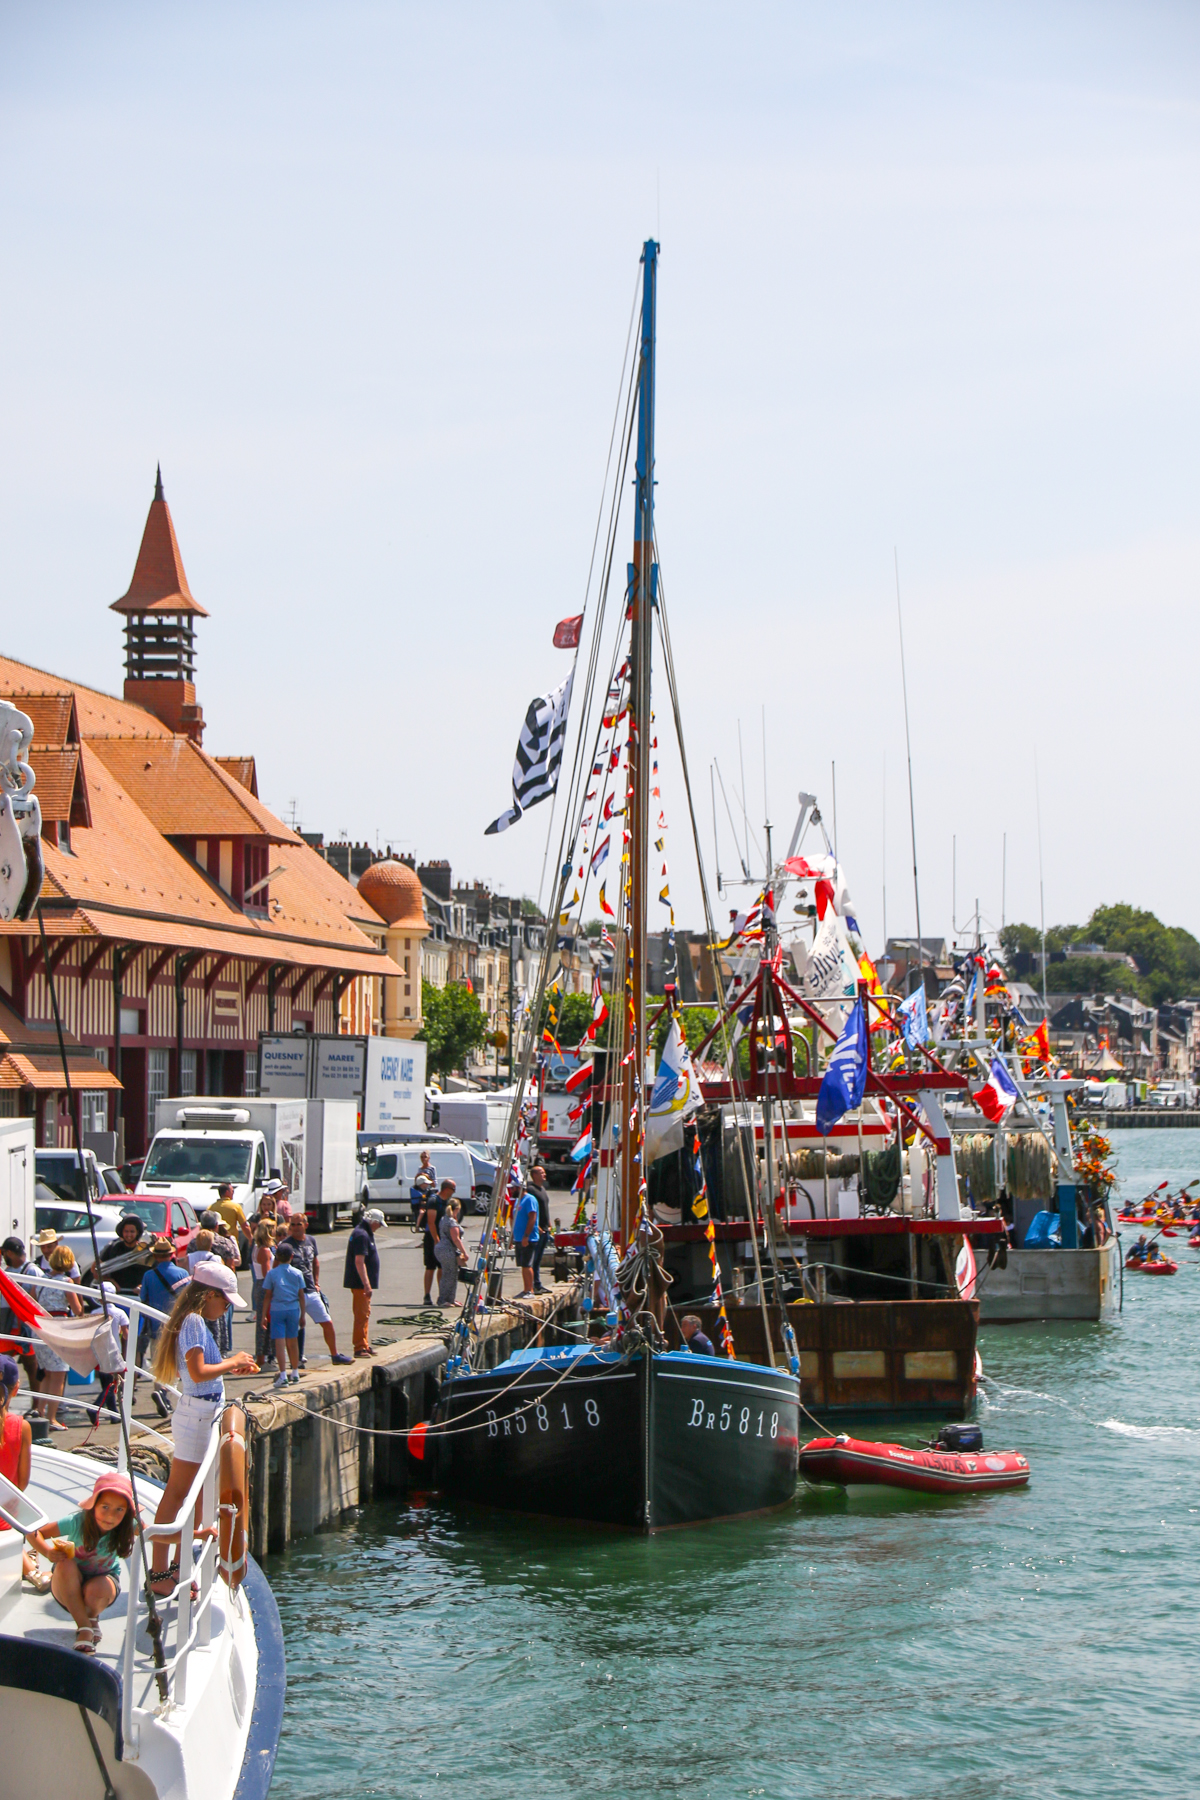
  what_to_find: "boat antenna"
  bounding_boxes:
[1002,830,1007,932]
[761,705,769,852]
[881,752,887,955]
[714,758,750,880]
[711,763,722,896]
[952,834,957,936]
[894,548,924,998]
[737,719,752,877]
[1035,751,1048,1013]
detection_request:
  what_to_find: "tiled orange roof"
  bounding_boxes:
[110,470,208,618]
[0,653,396,978]
[0,655,173,740]
[0,996,123,1091]
[88,738,298,843]
[20,693,76,748]
[0,743,395,977]
[214,755,257,797]
[25,746,81,825]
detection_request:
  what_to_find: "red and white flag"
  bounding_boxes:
[587,973,609,1039]
[553,613,583,648]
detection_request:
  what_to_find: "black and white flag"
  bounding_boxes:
[485,669,575,835]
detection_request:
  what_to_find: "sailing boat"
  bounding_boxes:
[428,241,802,1530]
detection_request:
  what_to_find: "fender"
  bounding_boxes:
[218,1405,249,1589]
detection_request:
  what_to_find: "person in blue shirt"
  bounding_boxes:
[138,1239,191,1418]
[512,1182,540,1296]
[680,1314,715,1356]
[261,1241,307,1388]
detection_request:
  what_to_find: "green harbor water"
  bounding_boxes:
[266,1129,1199,1800]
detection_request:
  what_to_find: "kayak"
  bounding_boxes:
[798,1434,1030,1495]
[1189,1234,1200,1250]
[1125,1256,1178,1275]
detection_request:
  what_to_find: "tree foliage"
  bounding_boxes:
[1000,905,1200,1005]
[417,980,488,1077]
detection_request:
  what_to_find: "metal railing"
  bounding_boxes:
[6,1271,229,1749]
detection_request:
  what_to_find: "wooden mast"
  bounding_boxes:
[620,238,658,1249]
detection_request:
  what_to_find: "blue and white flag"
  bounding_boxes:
[899,984,929,1049]
[645,1018,702,1163]
[815,998,869,1136]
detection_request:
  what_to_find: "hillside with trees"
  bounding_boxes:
[1000,906,1200,1005]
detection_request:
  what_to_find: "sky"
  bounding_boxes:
[2,2,1199,956]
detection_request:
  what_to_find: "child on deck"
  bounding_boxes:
[27,1470,137,1655]
[261,1241,306,1389]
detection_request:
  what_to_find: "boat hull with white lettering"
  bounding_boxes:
[425,1346,801,1530]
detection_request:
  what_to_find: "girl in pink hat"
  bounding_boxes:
[27,1470,137,1655]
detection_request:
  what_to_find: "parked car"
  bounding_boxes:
[464,1142,499,1202]
[98,1164,128,1196]
[33,1193,125,1267]
[360,1142,482,1216]
[34,1147,104,1205]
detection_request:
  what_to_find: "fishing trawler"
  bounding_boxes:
[428,241,804,1530]
[929,946,1121,1322]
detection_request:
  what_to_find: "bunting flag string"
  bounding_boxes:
[689,1126,735,1357]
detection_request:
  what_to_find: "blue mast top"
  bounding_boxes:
[634,239,658,553]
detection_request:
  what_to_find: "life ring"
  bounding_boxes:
[218,1405,249,1589]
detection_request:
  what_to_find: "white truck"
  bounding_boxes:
[0,1119,34,1247]
[258,1032,428,1135]
[137,1097,359,1233]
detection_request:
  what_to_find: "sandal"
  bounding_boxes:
[74,1624,96,1656]
[148,1562,180,1597]
[87,1615,102,1646]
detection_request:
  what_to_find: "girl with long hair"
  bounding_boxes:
[148,1262,255,1596]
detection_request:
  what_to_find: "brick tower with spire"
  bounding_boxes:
[111,466,208,743]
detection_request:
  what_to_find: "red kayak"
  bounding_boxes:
[799,1434,1030,1495]
[1125,1255,1178,1275]
[1189,1234,1200,1250]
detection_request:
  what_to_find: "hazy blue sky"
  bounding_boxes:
[3,3,1198,951]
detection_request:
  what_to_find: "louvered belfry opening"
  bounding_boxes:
[111,466,209,743]
[122,609,199,682]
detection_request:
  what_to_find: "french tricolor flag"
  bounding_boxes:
[976,1057,1019,1123]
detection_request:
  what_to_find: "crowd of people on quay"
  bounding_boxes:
[0,1172,400,1649]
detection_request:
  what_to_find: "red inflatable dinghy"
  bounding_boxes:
[1125,1255,1178,1275]
[799,1434,1030,1494]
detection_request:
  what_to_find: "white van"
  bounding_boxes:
[359,1143,481,1216]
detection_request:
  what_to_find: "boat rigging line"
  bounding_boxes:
[894,547,925,1000]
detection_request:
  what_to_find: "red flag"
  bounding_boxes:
[1034,1019,1051,1064]
[554,614,583,649]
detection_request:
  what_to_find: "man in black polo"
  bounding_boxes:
[343,1207,385,1358]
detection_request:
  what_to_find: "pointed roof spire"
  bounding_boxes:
[110,467,208,617]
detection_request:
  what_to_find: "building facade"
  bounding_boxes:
[0,473,399,1156]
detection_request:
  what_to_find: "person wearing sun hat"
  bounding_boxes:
[27,1470,139,1655]
[147,1261,256,1597]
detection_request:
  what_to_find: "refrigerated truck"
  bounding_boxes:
[138,1096,358,1232]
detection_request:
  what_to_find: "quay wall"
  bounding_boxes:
[1082,1111,1200,1130]
[243,1282,581,1557]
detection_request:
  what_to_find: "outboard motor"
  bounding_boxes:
[933,1423,983,1453]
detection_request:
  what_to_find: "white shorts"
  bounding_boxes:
[172,1393,222,1462]
[303,1288,331,1326]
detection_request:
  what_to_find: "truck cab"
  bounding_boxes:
[136,1107,268,1222]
